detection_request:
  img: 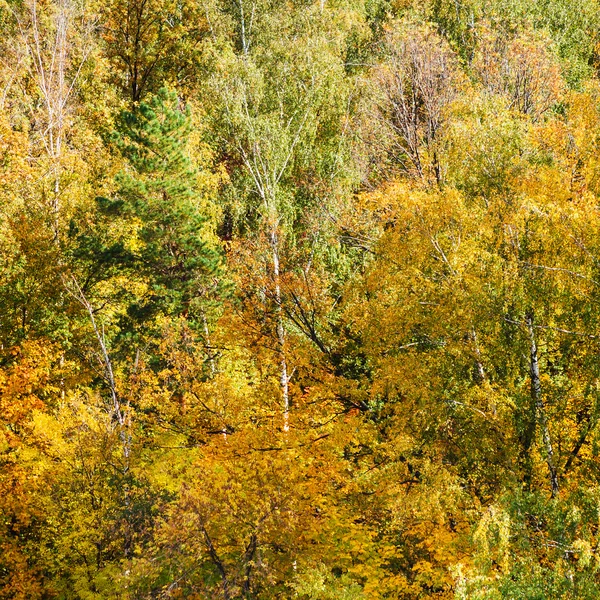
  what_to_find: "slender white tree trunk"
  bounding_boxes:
[526,312,559,498]
[65,276,133,554]
[20,0,91,240]
[270,227,290,432]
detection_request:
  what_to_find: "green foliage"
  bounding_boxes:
[292,564,366,599]
[425,0,600,86]
[76,88,225,336]
[113,88,223,321]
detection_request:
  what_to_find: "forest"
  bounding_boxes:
[3,0,600,597]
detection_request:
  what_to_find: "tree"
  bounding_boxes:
[73,87,223,336]
[473,26,563,121]
[367,21,461,186]
[101,0,210,102]
[207,0,361,431]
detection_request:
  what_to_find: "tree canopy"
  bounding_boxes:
[3,0,600,597]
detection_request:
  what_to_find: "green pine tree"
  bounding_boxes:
[110,87,223,326]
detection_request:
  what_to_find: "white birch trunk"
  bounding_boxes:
[270,227,290,432]
[526,313,559,498]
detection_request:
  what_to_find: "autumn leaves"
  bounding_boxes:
[3,0,600,597]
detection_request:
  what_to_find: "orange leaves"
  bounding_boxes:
[0,341,60,599]
[0,341,58,429]
[474,26,564,121]
[0,116,30,192]
[368,22,463,185]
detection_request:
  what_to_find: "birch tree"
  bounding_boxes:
[12,0,94,240]
[209,0,358,431]
[369,22,461,186]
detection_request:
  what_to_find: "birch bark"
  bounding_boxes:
[526,311,559,498]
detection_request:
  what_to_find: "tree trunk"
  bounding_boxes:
[526,311,559,498]
[270,227,290,432]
